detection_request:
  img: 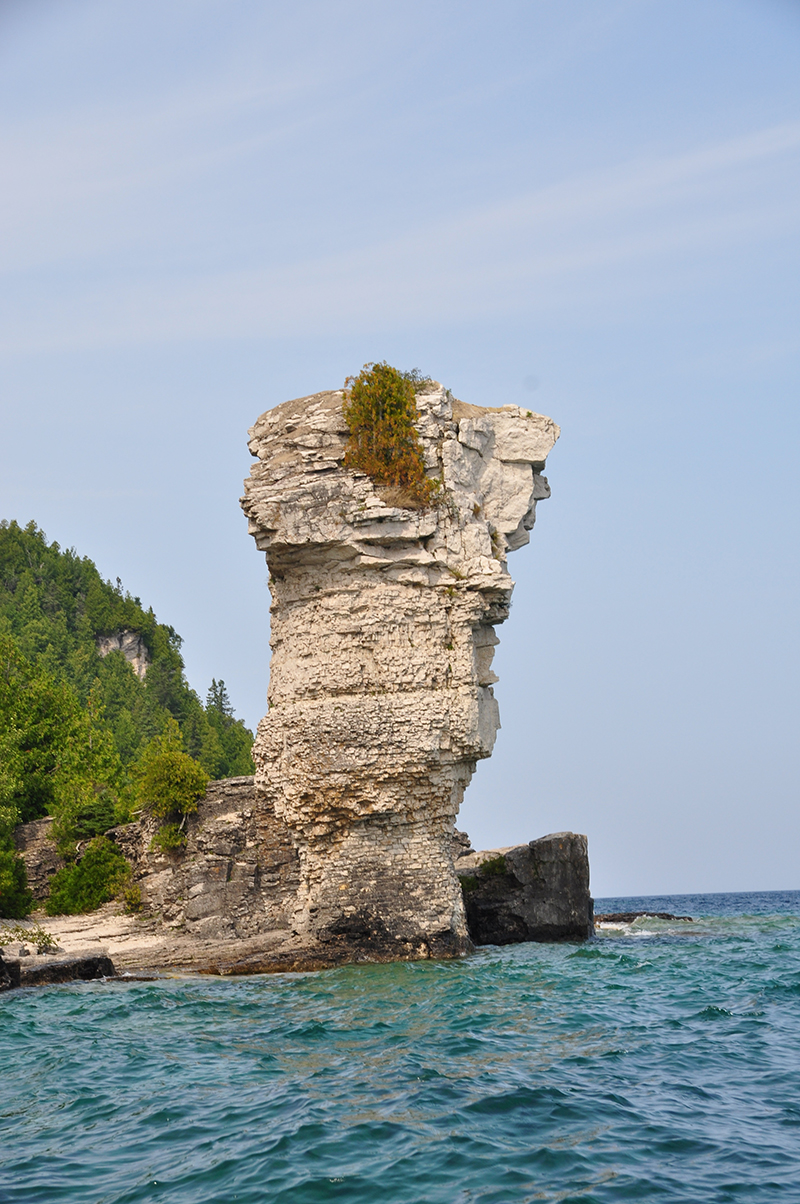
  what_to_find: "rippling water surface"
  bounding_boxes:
[2,891,800,1203]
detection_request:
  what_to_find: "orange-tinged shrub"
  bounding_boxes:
[342,363,437,508]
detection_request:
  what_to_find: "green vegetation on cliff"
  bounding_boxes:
[0,520,255,916]
[343,362,437,507]
[45,836,132,916]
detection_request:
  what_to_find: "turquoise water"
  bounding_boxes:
[2,891,800,1203]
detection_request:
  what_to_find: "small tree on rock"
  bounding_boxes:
[136,719,208,852]
[342,362,437,508]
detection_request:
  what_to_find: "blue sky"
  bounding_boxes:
[1,0,798,895]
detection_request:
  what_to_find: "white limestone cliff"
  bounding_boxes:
[96,629,150,679]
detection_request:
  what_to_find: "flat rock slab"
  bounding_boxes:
[595,911,694,923]
[11,954,116,988]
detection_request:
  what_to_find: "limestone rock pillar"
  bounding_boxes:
[241,383,559,961]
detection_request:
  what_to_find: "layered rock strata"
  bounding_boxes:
[14,817,64,900]
[456,833,594,944]
[241,383,559,961]
[108,776,300,944]
[13,799,592,973]
[14,779,304,973]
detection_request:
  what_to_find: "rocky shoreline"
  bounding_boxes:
[6,778,594,985]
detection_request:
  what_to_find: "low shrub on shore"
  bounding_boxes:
[0,920,58,953]
[45,836,131,915]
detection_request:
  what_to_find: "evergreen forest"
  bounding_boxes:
[0,520,255,917]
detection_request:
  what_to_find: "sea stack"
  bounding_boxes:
[241,382,559,960]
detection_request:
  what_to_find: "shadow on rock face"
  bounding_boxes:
[457,832,594,945]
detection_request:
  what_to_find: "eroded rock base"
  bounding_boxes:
[14,783,594,974]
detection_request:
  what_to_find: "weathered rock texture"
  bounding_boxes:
[96,629,150,679]
[109,776,300,944]
[13,779,302,973]
[0,950,20,991]
[14,817,65,900]
[241,383,559,961]
[456,833,594,944]
[12,954,117,988]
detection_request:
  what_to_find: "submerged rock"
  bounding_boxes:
[241,383,560,961]
[456,832,594,944]
[595,911,694,923]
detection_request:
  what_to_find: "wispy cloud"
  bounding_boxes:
[2,114,798,355]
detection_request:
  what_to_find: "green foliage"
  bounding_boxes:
[136,720,208,851]
[0,804,20,846]
[0,633,129,853]
[45,836,130,915]
[342,363,438,508]
[204,679,255,777]
[0,520,254,859]
[479,854,508,878]
[136,720,208,820]
[149,822,186,853]
[0,849,34,918]
[65,789,118,844]
[0,920,58,953]
[0,803,34,918]
[121,880,142,913]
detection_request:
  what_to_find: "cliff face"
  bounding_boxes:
[96,629,150,679]
[241,383,559,961]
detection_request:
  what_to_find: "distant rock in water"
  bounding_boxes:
[595,911,694,923]
[0,947,115,990]
[456,833,594,944]
[16,954,116,987]
[241,382,560,963]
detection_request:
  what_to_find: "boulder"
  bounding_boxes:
[456,832,593,944]
[0,951,115,989]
